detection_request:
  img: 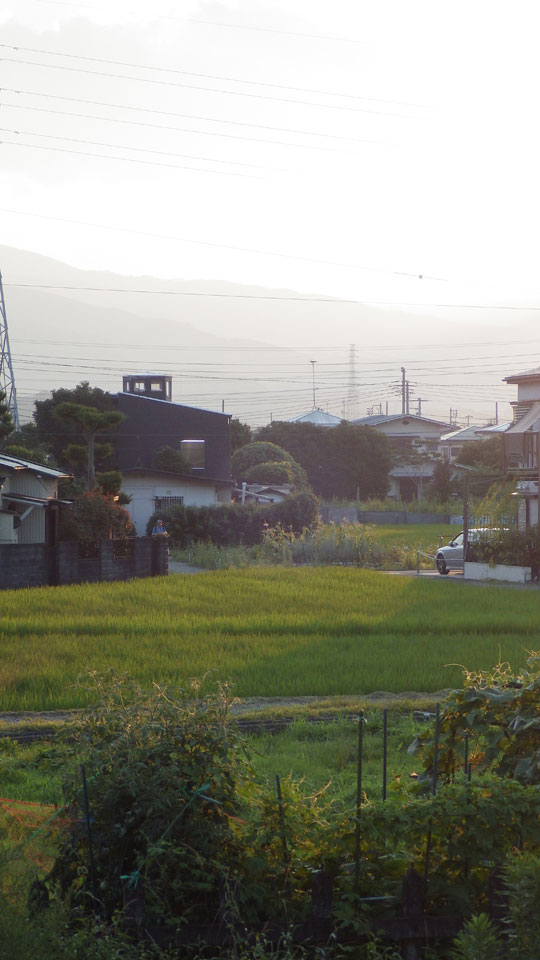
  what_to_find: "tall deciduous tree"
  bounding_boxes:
[257,421,391,500]
[53,403,125,490]
[230,418,252,453]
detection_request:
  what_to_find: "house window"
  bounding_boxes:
[155,496,184,511]
[133,381,146,393]
[181,440,205,469]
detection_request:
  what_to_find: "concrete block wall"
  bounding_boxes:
[0,537,168,591]
[0,543,51,590]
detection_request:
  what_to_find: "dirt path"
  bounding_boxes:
[0,690,448,732]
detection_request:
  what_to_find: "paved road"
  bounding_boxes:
[168,561,540,591]
[168,560,207,575]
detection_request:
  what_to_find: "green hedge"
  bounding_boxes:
[147,491,319,547]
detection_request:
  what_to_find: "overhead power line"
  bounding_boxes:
[4,280,540,311]
[0,43,438,111]
[0,137,262,179]
[0,208,445,280]
[0,101,389,156]
[0,125,284,172]
[0,88,399,147]
[1,57,427,119]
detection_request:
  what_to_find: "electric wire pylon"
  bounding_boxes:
[0,271,20,432]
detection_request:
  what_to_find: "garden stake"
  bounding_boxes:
[423,823,432,905]
[432,703,440,796]
[275,775,289,865]
[354,711,364,889]
[467,762,472,783]
[382,708,388,801]
[80,763,98,903]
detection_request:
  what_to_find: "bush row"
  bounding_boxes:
[147,491,319,547]
[467,524,540,573]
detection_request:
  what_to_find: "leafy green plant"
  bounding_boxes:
[411,653,540,785]
[58,491,134,550]
[147,491,319,547]
[450,913,503,959]
[49,674,250,925]
[504,853,540,958]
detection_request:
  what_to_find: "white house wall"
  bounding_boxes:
[375,421,443,440]
[516,379,540,402]
[0,513,17,544]
[124,475,219,534]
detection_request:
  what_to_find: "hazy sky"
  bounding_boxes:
[1,0,540,424]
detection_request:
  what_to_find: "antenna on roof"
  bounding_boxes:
[0,272,19,432]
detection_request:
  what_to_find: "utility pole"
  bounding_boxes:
[310,360,316,409]
[416,398,422,417]
[0,271,19,432]
[406,380,410,415]
[401,367,406,415]
[495,402,499,425]
[345,344,359,420]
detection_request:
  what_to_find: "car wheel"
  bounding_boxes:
[436,556,449,575]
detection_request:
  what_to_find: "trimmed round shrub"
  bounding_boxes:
[231,442,294,480]
[245,461,295,484]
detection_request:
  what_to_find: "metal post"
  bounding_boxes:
[80,763,98,902]
[382,709,388,801]
[354,711,364,888]
[275,774,289,865]
[463,479,469,567]
[432,704,440,796]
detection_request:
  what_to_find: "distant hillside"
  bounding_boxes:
[0,245,534,426]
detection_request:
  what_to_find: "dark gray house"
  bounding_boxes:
[110,375,232,534]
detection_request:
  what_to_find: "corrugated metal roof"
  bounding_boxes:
[440,425,490,443]
[0,453,70,479]
[505,400,540,434]
[477,422,511,435]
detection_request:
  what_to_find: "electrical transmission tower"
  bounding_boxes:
[343,344,359,420]
[0,272,20,432]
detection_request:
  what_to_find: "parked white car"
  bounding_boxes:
[435,529,497,575]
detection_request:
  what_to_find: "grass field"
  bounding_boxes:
[1,567,538,711]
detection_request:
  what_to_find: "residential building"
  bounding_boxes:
[502,366,540,528]
[352,413,452,500]
[0,453,70,544]
[111,375,232,534]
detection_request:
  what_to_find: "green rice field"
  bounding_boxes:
[1,567,539,711]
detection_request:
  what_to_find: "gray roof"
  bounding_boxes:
[504,366,540,384]
[0,452,70,479]
[476,422,512,435]
[353,413,452,429]
[288,408,342,426]
[117,392,230,418]
[440,425,491,443]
